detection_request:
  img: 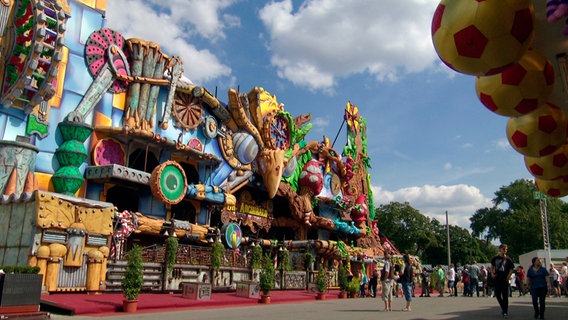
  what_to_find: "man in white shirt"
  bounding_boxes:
[447,264,456,297]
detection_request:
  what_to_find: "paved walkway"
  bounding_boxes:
[50,295,567,320]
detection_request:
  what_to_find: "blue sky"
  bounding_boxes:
[104,0,561,230]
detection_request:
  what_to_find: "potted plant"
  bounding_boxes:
[348,277,360,298]
[303,251,314,270]
[0,265,42,311]
[337,264,349,299]
[258,254,275,304]
[211,241,225,274]
[251,245,263,270]
[315,266,328,300]
[165,237,178,278]
[121,244,143,313]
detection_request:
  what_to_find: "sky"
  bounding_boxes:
[104,0,564,231]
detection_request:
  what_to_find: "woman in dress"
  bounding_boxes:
[526,257,552,320]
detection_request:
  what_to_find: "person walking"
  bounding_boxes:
[516,266,526,296]
[446,264,455,297]
[400,254,414,312]
[462,266,471,297]
[479,265,488,297]
[380,253,394,312]
[419,267,430,297]
[526,257,552,320]
[549,263,561,298]
[369,269,378,298]
[561,261,568,297]
[436,265,445,297]
[470,261,481,297]
[490,244,515,318]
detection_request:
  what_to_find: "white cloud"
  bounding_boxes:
[443,162,452,170]
[311,117,330,133]
[372,184,493,230]
[496,138,511,150]
[105,0,232,83]
[258,0,440,91]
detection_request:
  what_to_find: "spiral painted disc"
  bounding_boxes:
[150,161,188,204]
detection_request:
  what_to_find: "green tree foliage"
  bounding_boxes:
[470,179,568,261]
[122,244,144,301]
[376,202,494,266]
[375,201,440,258]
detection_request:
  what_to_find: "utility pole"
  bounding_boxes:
[446,210,451,267]
[534,191,552,266]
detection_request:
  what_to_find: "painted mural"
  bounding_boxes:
[0,0,393,293]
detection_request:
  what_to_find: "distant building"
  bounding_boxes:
[518,249,568,269]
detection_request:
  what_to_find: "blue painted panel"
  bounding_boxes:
[64,53,94,96]
[35,152,55,174]
[66,1,104,56]
[110,106,124,126]
[85,182,101,200]
[94,92,114,118]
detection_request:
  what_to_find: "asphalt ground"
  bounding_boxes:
[49,294,567,320]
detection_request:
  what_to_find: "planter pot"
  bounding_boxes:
[349,292,358,298]
[338,291,348,299]
[122,299,138,313]
[258,294,271,304]
[316,292,327,300]
[0,274,43,307]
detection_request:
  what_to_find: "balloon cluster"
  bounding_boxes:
[432,0,568,197]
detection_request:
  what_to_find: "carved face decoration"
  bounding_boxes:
[257,149,286,198]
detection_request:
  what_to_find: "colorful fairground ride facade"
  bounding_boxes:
[0,0,394,293]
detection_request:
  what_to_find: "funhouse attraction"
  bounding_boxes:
[1,0,568,316]
[0,0,402,312]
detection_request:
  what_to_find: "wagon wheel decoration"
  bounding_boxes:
[85,28,129,93]
[264,112,290,150]
[172,91,203,130]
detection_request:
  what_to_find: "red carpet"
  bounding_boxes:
[40,289,343,316]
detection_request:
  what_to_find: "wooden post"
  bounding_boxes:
[36,245,50,287]
[86,250,104,293]
[45,243,67,292]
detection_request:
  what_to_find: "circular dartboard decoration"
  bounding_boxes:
[172,91,203,130]
[265,113,290,150]
[221,222,242,249]
[93,138,126,166]
[150,161,188,204]
[85,28,129,93]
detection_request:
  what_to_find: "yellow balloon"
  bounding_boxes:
[476,49,554,117]
[506,102,568,157]
[432,0,535,76]
[525,143,568,180]
[535,177,568,198]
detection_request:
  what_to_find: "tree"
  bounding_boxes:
[377,201,495,265]
[469,179,568,261]
[375,202,440,258]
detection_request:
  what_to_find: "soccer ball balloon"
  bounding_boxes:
[524,143,568,180]
[475,49,555,117]
[535,177,568,198]
[506,102,568,157]
[432,0,535,76]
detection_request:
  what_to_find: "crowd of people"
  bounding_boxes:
[356,246,568,318]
